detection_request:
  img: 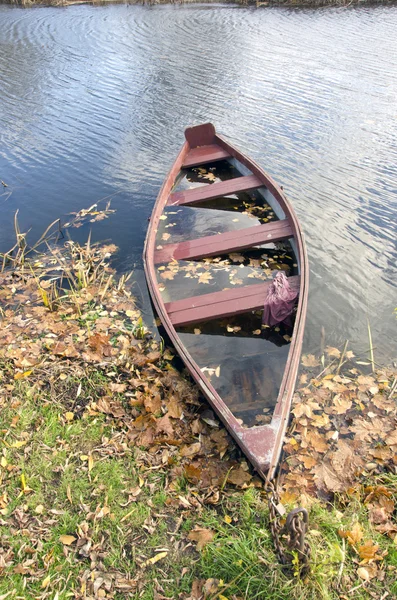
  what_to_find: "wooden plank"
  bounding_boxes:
[182,145,230,168]
[168,174,263,206]
[154,220,293,264]
[165,276,300,326]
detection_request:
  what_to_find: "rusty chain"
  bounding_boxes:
[265,478,311,575]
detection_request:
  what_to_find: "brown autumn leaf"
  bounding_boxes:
[227,466,252,486]
[180,442,202,458]
[301,354,320,368]
[385,429,397,446]
[369,506,389,525]
[59,534,76,545]
[154,414,174,436]
[198,272,213,284]
[304,431,328,453]
[167,396,183,418]
[188,527,215,551]
[161,271,175,281]
[88,333,112,357]
[331,395,353,414]
[358,540,380,561]
[357,567,370,581]
[325,346,341,358]
[313,462,346,493]
[144,393,162,414]
[339,522,363,546]
[184,464,202,482]
[351,417,392,441]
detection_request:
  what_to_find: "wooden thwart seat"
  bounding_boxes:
[165,276,300,326]
[155,220,293,264]
[168,174,263,207]
[182,145,231,168]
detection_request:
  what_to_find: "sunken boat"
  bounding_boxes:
[144,123,308,479]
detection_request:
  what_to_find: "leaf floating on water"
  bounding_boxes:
[198,272,213,284]
[159,215,167,220]
[160,271,175,281]
[252,329,261,335]
[161,233,171,241]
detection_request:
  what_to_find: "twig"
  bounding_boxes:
[367,319,375,373]
[388,377,397,399]
[337,340,349,375]
[336,537,345,587]
[347,581,367,594]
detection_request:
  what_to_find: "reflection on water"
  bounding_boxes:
[0,3,396,361]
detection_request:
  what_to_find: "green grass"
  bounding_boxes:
[1,366,396,599]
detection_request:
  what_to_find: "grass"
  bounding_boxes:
[1,375,396,599]
[0,234,396,599]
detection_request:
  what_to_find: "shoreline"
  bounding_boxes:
[2,0,397,9]
[1,211,396,599]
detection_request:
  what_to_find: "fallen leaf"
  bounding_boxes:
[188,527,215,550]
[358,540,380,561]
[301,354,320,367]
[59,534,76,545]
[339,522,363,546]
[227,467,252,486]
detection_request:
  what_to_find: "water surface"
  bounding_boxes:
[0,3,396,361]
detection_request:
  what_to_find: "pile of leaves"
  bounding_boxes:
[0,235,396,599]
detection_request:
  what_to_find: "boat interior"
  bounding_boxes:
[153,143,300,427]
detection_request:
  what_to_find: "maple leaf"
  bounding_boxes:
[144,393,162,414]
[339,522,363,546]
[358,540,380,561]
[331,394,352,414]
[188,527,215,550]
[198,272,213,284]
[154,414,174,436]
[88,333,112,357]
[301,354,320,368]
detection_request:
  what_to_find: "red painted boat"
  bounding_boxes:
[144,123,308,479]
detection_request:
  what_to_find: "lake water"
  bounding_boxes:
[0,2,396,362]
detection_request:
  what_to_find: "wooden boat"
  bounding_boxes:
[144,123,308,479]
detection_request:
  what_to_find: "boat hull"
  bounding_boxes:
[144,123,308,480]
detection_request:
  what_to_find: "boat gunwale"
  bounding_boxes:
[143,124,309,479]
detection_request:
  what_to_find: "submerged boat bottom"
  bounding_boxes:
[177,310,295,428]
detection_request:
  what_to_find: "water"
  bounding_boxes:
[0,3,396,362]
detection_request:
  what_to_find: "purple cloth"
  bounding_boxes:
[262,271,298,327]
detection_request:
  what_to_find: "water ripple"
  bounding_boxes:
[0,3,396,360]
